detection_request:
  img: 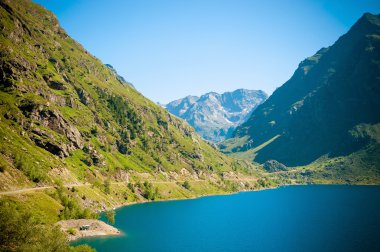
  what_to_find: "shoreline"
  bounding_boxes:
[69,183,379,242]
[69,185,280,242]
[107,184,280,211]
[96,182,380,212]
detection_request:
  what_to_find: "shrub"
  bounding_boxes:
[103,179,111,194]
[0,158,6,172]
[70,244,96,252]
[142,181,159,200]
[90,126,98,136]
[182,181,191,190]
[0,200,95,252]
[105,210,115,225]
[123,191,128,200]
[127,182,135,193]
[0,200,95,251]
[55,184,97,220]
[67,228,77,235]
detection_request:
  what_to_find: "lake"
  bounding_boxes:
[73,185,380,252]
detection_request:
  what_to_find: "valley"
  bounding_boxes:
[0,0,379,251]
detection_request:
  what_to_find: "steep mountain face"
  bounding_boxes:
[166,89,267,142]
[221,13,380,167]
[0,0,253,193]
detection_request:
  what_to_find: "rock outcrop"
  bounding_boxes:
[18,100,83,157]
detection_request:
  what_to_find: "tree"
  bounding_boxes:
[182,181,191,190]
[0,200,95,251]
[105,210,115,225]
[142,182,159,200]
[104,179,111,194]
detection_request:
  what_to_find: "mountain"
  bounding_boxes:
[165,89,267,142]
[221,13,380,170]
[0,0,262,227]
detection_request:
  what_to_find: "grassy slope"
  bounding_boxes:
[224,125,380,185]
[220,13,380,183]
[0,0,271,227]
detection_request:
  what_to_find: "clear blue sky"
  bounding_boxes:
[34,0,380,103]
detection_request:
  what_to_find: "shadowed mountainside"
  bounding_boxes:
[221,13,380,169]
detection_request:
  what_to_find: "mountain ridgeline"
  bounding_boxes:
[221,13,380,168]
[165,89,267,142]
[0,0,257,200]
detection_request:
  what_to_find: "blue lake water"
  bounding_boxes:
[73,185,380,252]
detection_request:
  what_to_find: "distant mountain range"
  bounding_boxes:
[165,89,267,142]
[221,13,380,169]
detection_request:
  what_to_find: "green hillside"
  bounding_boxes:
[221,13,380,183]
[0,1,266,249]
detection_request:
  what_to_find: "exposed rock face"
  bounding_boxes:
[83,145,106,167]
[75,88,91,106]
[0,52,36,90]
[47,80,67,90]
[31,128,70,157]
[227,13,380,166]
[165,89,267,142]
[18,100,83,157]
[35,109,83,149]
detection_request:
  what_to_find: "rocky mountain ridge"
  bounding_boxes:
[221,13,380,171]
[165,89,267,142]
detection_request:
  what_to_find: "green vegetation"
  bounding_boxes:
[0,0,255,191]
[0,200,94,252]
[103,179,111,195]
[221,13,380,183]
[141,181,160,200]
[0,157,6,173]
[182,181,191,190]
[0,0,259,230]
[67,227,77,235]
[14,153,46,183]
[51,183,98,220]
[105,210,115,225]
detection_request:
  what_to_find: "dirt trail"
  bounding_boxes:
[0,183,89,196]
[0,186,53,195]
[0,178,251,196]
[0,181,169,195]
